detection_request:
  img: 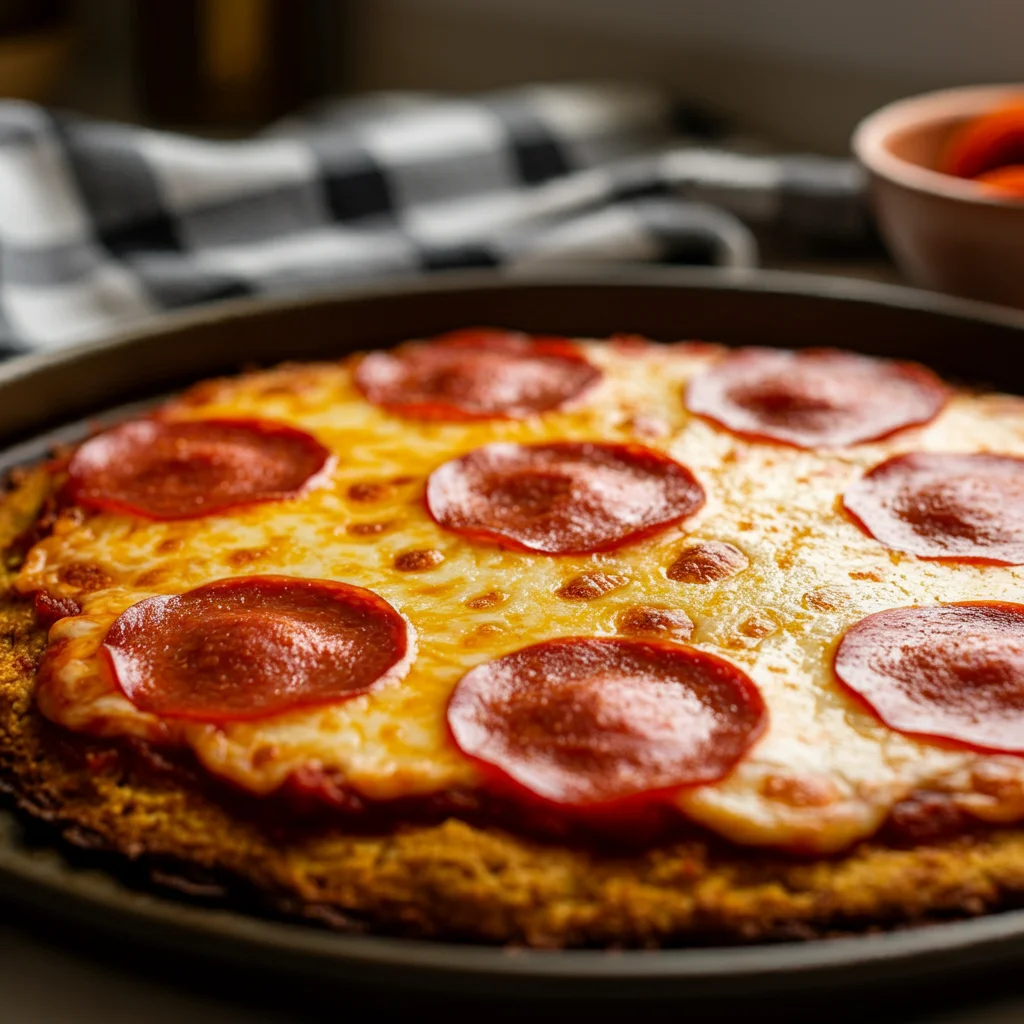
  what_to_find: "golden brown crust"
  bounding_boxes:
[6,463,1024,948]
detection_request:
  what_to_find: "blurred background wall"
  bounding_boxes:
[5,0,1019,151]
[345,0,1020,152]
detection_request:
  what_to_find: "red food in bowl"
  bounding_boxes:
[853,84,1024,306]
[941,103,1024,180]
[975,164,1024,199]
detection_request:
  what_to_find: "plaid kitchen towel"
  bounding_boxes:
[0,83,869,357]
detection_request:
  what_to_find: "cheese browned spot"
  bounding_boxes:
[348,482,392,503]
[465,591,508,610]
[348,521,395,537]
[803,586,848,612]
[393,549,445,572]
[616,605,694,641]
[759,773,840,808]
[58,562,112,592]
[667,541,748,583]
[555,572,629,601]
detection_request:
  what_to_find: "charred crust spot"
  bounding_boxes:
[347,482,390,503]
[347,521,394,537]
[555,572,629,601]
[803,586,848,612]
[760,774,839,808]
[667,541,748,584]
[393,548,445,572]
[616,605,694,640]
[58,562,112,593]
[465,590,508,610]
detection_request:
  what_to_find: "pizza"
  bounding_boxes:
[5,326,1024,947]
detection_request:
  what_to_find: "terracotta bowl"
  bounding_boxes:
[853,84,1024,308]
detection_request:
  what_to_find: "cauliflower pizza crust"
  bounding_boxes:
[6,328,1024,947]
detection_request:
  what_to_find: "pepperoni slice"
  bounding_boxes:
[447,637,766,808]
[844,453,1024,564]
[354,328,602,420]
[835,603,1024,754]
[426,442,705,554]
[67,418,331,520]
[685,348,948,448]
[103,576,412,722]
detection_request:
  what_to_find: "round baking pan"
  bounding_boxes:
[4,267,1024,999]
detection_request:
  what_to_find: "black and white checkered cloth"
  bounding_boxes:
[0,83,870,358]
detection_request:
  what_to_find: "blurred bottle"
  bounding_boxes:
[133,0,336,130]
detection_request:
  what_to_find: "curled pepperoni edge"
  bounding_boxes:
[833,601,1024,756]
[353,328,603,422]
[101,574,414,724]
[843,453,1024,566]
[446,636,767,812]
[33,591,82,628]
[67,416,334,521]
[425,442,706,556]
[684,347,950,449]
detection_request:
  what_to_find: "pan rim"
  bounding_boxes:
[5,265,1024,995]
[3,264,1024,393]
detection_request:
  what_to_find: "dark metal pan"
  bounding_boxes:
[4,267,1024,1000]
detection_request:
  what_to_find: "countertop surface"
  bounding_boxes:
[5,897,1024,1023]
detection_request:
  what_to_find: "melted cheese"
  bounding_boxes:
[19,343,1024,854]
